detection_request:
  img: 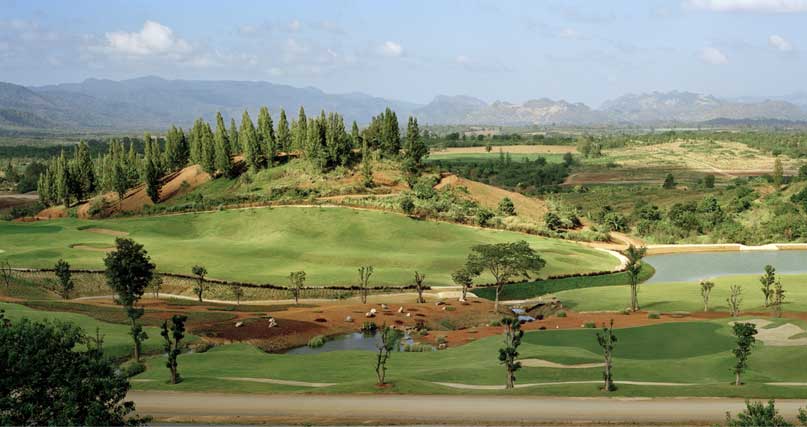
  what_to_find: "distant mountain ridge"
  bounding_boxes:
[0,76,805,131]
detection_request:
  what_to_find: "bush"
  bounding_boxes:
[360,321,378,334]
[647,312,660,319]
[498,197,516,216]
[582,322,596,328]
[403,343,434,352]
[400,197,415,215]
[621,308,632,315]
[443,305,456,311]
[555,310,567,318]
[436,335,448,345]
[190,341,215,353]
[489,319,501,327]
[307,335,327,348]
[121,361,146,378]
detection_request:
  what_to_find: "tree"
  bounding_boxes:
[662,173,676,189]
[358,266,373,304]
[625,245,647,312]
[191,265,207,302]
[760,265,776,307]
[144,156,160,203]
[773,157,784,189]
[731,322,758,386]
[360,136,373,187]
[451,267,479,302]
[228,118,239,154]
[289,271,306,305]
[257,106,276,166]
[54,149,70,207]
[104,238,155,362]
[199,122,216,174]
[771,280,785,318]
[728,284,743,317]
[292,106,307,152]
[379,108,401,157]
[596,319,618,392]
[466,241,545,311]
[150,275,163,299]
[400,196,415,215]
[277,108,291,153]
[544,211,563,230]
[498,316,524,390]
[231,284,244,305]
[72,141,96,201]
[0,261,12,290]
[214,112,234,177]
[54,258,74,299]
[562,152,574,167]
[725,400,793,427]
[704,174,715,189]
[163,126,188,171]
[375,325,403,386]
[700,280,715,312]
[239,110,261,172]
[0,315,148,426]
[498,197,516,216]
[413,271,426,304]
[160,314,187,385]
[112,161,129,205]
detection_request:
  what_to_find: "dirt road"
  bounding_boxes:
[129,391,807,424]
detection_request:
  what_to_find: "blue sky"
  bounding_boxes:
[1,0,805,106]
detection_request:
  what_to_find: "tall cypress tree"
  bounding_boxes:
[325,112,351,168]
[163,126,188,171]
[228,118,239,154]
[54,149,70,207]
[214,112,233,177]
[404,116,428,166]
[257,106,275,166]
[239,110,261,172]
[292,106,307,152]
[72,141,95,201]
[200,122,216,174]
[380,108,401,157]
[277,108,290,154]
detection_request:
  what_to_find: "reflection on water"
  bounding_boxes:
[285,332,415,355]
[645,250,807,283]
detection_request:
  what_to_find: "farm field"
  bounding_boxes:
[129,319,807,398]
[0,206,619,286]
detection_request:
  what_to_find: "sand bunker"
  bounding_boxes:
[81,228,129,237]
[521,358,604,369]
[732,319,807,347]
[70,244,115,253]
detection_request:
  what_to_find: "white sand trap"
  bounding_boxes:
[433,380,693,390]
[217,376,336,388]
[521,359,604,369]
[81,227,129,237]
[731,319,807,347]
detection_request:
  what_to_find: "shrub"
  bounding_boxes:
[621,308,632,315]
[489,319,501,327]
[400,197,415,215]
[360,321,378,334]
[583,322,596,328]
[190,341,215,353]
[443,306,456,311]
[498,197,516,216]
[307,335,327,348]
[438,318,457,330]
[403,343,433,352]
[648,312,660,319]
[436,335,448,345]
[121,361,146,378]
[555,310,567,318]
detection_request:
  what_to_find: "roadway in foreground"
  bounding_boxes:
[130,391,807,425]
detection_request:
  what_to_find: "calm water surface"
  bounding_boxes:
[645,250,807,283]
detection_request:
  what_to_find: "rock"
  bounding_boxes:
[345,316,353,322]
[435,301,446,306]
[405,312,411,317]
[365,312,375,318]
[267,317,277,328]
[438,343,447,350]
[370,308,377,315]
[381,304,389,310]
[397,306,404,313]
[235,321,244,328]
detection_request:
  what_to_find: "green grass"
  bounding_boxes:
[0,301,193,359]
[428,153,566,163]
[0,206,618,286]
[474,263,655,301]
[556,273,807,313]
[132,319,807,398]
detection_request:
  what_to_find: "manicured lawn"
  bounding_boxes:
[0,206,618,286]
[133,319,807,398]
[0,301,190,359]
[555,273,807,313]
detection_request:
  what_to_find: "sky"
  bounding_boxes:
[1,0,805,107]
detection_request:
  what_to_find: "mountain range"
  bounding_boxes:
[0,76,805,131]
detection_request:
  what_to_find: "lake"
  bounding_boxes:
[645,250,807,283]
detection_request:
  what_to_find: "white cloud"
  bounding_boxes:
[104,20,191,56]
[768,34,793,51]
[558,28,582,39]
[685,0,807,13]
[455,55,470,65]
[288,19,301,32]
[700,47,728,64]
[380,41,403,57]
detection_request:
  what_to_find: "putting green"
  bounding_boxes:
[0,206,618,286]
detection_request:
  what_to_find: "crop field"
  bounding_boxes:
[0,206,618,286]
[130,319,807,398]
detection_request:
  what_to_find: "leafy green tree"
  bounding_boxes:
[228,118,239,154]
[499,316,524,390]
[498,197,516,216]
[771,280,785,318]
[596,319,617,392]
[112,161,128,205]
[104,238,155,362]
[161,314,188,385]
[728,284,743,317]
[199,122,216,174]
[402,116,428,181]
[704,174,716,188]
[54,258,74,299]
[214,112,234,177]
[562,152,574,167]
[400,196,415,215]
[289,270,306,305]
[760,264,777,307]
[71,141,96,201]
[731,322,758,386]
[662,173,676,189]
[466,241,545,311]
[277,108,291,153]
[239,111,261,172]
[325,112,352,168]
[361,136,373,187]
[544,212,563,230]
[379,108,401,157]
[257,106,276,166]
[358,266,373,304]
[375,325,403,385]
[700,280,715,312]
[54,149,70,207]
[0,314,148,426]
[191,265,208,302]
[163,126,188,171]
[725,400,793,427]
[292,106,308,152]
[144,156,160,203]
[625,245,647,312]
[451,266,480,302]
[773,157,784,189]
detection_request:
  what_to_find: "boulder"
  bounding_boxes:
[435,301,446,306]
[365,312,375,318]
[345,316,353,322]
[397,306,404,313]
[235,321,244,328]
[381,304,389,310]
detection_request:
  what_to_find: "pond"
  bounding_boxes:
[285,332,416,355]
[645,250,807,284]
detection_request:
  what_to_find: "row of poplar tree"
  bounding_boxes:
[37,106,428,207]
